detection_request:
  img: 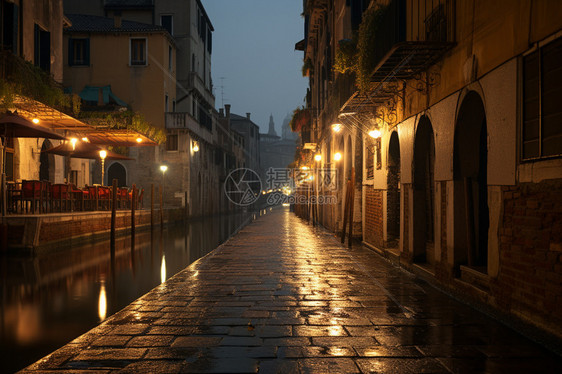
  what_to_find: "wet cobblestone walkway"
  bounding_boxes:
[22,207,562,373]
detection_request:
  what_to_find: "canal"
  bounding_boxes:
[0,209,263,373]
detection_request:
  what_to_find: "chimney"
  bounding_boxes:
[246,112,251,120]
[225,104,231,118]
[219,108,224,117]
[114,12,122,28]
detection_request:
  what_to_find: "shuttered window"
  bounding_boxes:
[522,37,562,160]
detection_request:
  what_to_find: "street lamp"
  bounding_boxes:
[334,152,342,161]
[160,164,168,186]
[99,150,107,185]
[314,154,322,162]
[192,141,199,152]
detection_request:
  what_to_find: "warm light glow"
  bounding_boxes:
[314,154,322,162]
[160,165,168,173]
[282,203,290,207]
[332,123,343,132]
[308,175,314,181]
[32,118,39,124]
[98,281,107,322]
[369,129,382,138]
[81,137,89,142]
[70,138,78,150]
[300,166,309,170]
[192,141,199,152]
[160,255,167,284]
[136,137,143,143]
[99,150,107,159]
[334,152,342,161]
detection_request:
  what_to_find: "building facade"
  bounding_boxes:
[298,0,562,340]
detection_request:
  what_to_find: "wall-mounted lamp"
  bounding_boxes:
[331,123,343,133]
[368,129,382,139]
[314,154,322,162]
[192,141,199,152]
[32,118,39,124]
[70,138,78,150]
[334,152,342,161]
[136,137,143,143]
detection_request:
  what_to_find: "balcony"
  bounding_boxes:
[165,112,213,143]
[342,0,456,113]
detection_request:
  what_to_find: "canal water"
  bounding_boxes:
[0,209,265,373]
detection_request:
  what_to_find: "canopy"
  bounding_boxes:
[0,113,66,140]
[78,85,128,107]
[42,141,133,160]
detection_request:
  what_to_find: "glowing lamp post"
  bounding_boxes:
[160,164,168,185]
[99,150,107,185]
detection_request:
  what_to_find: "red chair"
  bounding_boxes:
[21,180,44,214]
[98,186,111,210]
[118,187,129,209]
[51,184,70,212]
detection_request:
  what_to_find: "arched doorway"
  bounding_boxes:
[413,116,435,264]
[387,131,400,248]
[453,91,488,274]
[40,140,55,181]
[107,162,127,187]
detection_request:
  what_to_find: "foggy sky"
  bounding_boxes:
[202,0,308,135]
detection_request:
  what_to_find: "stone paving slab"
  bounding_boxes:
[20,207,562,373]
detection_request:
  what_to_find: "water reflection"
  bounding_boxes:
[0,210,253,373]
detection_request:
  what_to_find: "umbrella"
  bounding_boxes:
[1,113,66,218]
[42,141,133,160]
[0,113,66,140]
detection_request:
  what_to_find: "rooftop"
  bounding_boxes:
[65,14,167,34]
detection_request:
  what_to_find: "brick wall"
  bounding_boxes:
[495,178,562,336]
[364,188,384,248]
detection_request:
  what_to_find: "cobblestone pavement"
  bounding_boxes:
[22,207,562,373]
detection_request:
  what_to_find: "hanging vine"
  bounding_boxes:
[79,110,167,144]
[355,4,388,92]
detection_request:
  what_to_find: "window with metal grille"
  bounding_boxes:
[130,38,146,66]
[522,37,562,160]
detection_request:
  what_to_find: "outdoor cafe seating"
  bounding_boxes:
[6,180,143,215]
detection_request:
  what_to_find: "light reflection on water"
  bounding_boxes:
[0,210,254,373]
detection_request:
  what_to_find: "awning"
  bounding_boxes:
[79,85,128,107]
[76,129,158,147]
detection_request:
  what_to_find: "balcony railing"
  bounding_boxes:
[165,112,213,143]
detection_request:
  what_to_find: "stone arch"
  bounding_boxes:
[387,131,400,248]
[107,162,127,187]
[453,91,489,274]
[413,116,435,264]
[40,139,55,181]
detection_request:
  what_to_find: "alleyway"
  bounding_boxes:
[22,207,562,373]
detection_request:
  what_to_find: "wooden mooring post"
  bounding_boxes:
[150,184,154,230]
[131,183,136,239]
[110,179,117,251]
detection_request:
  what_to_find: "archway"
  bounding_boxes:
[413,116,435,264]
[107,162,127,187]
[40,139,55,181]
[387,131,400,248]
[453,91,488,274]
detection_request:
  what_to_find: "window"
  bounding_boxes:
[168,45,173,70]
[68,38,90,66]
[2,1,19,53]
[160,15,173,35]
[166,134,178,151]
[130,38,146,66]
[165,94,169,112]
[365,142,374,179]
[172,100,176,112]
[34,24,50,72]
[207,27,212,54]
[522,37,562,160]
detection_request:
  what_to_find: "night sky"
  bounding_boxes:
[203,0,308,134]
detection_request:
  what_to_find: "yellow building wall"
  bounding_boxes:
[63,32,176,128]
